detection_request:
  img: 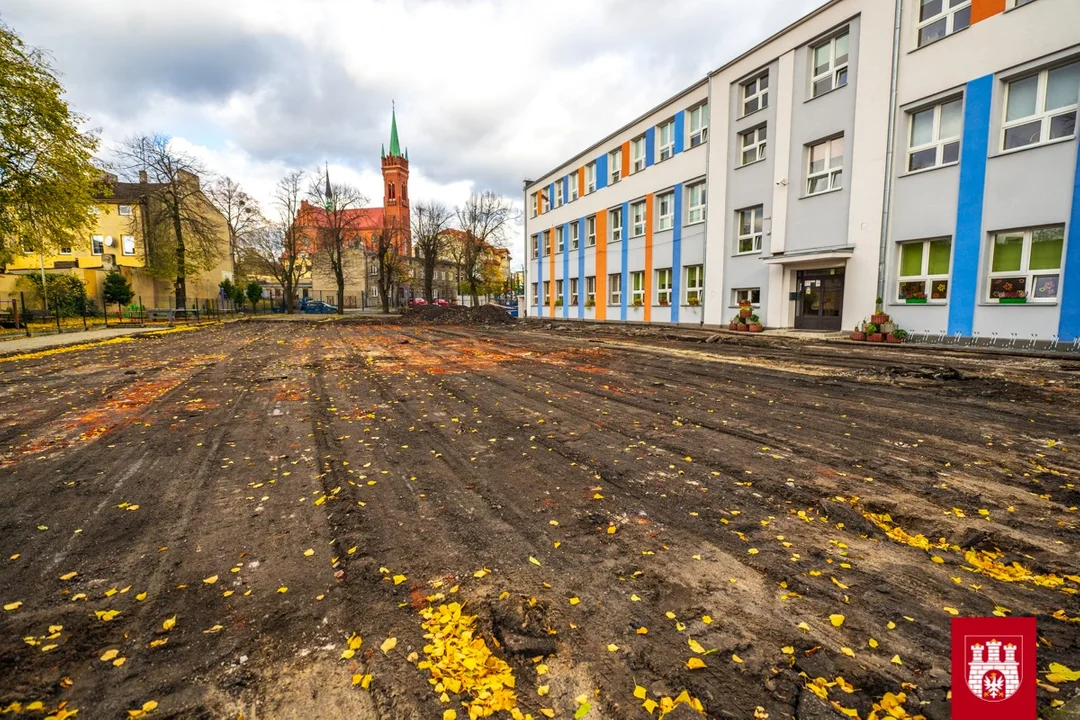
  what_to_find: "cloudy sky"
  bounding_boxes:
[3,0,825,267]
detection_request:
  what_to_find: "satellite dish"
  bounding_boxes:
[104,236,114,247]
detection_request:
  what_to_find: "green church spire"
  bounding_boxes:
[389,102,401,158]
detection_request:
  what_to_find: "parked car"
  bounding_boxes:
[303,300,337,314]
[433,299,449,307]
[408,298,428,307]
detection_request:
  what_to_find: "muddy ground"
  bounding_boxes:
[0,318,1078,720]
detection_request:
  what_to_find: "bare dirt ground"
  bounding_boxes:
[1,318,1078,720]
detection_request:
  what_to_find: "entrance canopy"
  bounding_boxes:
[762,244,855,265]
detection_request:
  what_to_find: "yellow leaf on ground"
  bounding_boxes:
[643,698,658,713]
[798,622,811,632]
[841,647,855,658]
[473,568,490,578]
[607,643,619,652]
[569,597,580,605]
[141,701,158,712]
[688,639,706,654]
[277,586,288,593]
[634,684,647,700]
[702,615,712,624]
[540,710,555,718]
[136,592,147,601]
[304,549,314,557]
[607,525,617,535]
[162,616,176,631]
[944,606,959,616]
[636,627,648,634]
[782,646,795,655]
[869,638,879,648]
[203,575,218,584]
[393,575,407,585]
[443,711,457,720]
[538,685,549,696]
[59,572,78,581]
[101,649,119,662]
[891,654,903,665]
[113,657,126,667]
[830,614,845,627]
[3,601,22,611]
[687,657,707,669]
[529,556,541,567]
[732,654,744,664]
[381,636,397,654]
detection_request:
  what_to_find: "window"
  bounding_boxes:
[118,204,132,216]
[1008,0,1037,6]
[21,244,32,254]
[1002,63,1079,151]
[631,201,646,237]
[586,163,597,193]
[608,273,622,305]
[685,265,704,305]
[811,30,849,98]
[540,189,550,213]
[689,103,709,146]
[531,234,539,259]
[656,268,672,305]
[687,183,706,224]
[908,98,963,171]
[570,278,579,305]
[631,271,645,305]
[542,280,550,304]
[370,263,379,276]
[988,226,1063,301]
[609,149,622,184]
[555,181,563,208]
[807,137,844,195]
[742,74,769,116]
[586,216,597,246]
[657,192,674,231]
[121,235,136,256]
[59,246,72,255]
[740,125,767,166]
[531,283,539,305]
[734,288,761,306]
[737,206,764,254]
[658,121,674,161]
[557,226,564,253]
[898,238,951,301]
[632,136,646,173]
[917,0,971,48]
[570,223,580,251]
[91,235,104,255]
[370,286,379,298]
[610,207,623,242]
[586,276,596,305]
[570,174,579,202]
[555,279,564,301]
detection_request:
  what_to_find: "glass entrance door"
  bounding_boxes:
[795,268,844,331]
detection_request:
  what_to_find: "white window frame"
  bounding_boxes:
[586,216,597,246]
[916,0,972,49]
[59,246,72,255]
[609,149,621,184]
[657,192,674,231]
[986,226,1064,303]
[806,137,844,196]
[542,280,550,304]
[656,268,672,305]
[118,204,133,216]
[531,234,539,259]
[555,181,563,208]
[630,271,645,306]
[658,121,674,161]
[540,189,550,214]
[631,137,646,173]
[907,98,963,173]
[121,234,136,256]
[570,223,580,251]
[557,226,564,253]
[569,173,579,202]
[810,30,850,98]
[685,265,704,305]
[734,288,761,306]
[689,103,709,147]
[631,201,646,237]
[736,206,764,254]
[586,276,596,305]
[739,125,767,166]
[91,235,104,255]
[1007,0,1037,7]
[1001,64,1079,152]
[531,192,538,217]
[570,278,579,305]
[897,237,952,302]
[610,207,623,243]
[586,163,596,194]
[608,273,622,305]
[555,279,564,302]
[370,286,379,298]
[741,73,769,117]
[687,183,706,225]
[531,283,539,305]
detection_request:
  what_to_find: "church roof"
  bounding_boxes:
[297,200,384,232]
[389,107,401,157]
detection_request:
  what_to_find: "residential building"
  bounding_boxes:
[525,0,1080,344]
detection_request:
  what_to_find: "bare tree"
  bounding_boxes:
[455,191,516,306]
[243,170,307,313]
[115,134,224,310]
[373,216,408,314]
[412,200,453,303]
[206,176,261,278]
[306,167,369,314]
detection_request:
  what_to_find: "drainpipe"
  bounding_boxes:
[699,78,713,328]
[876,0,904,302]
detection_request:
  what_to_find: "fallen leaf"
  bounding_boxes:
[687,657,707,669]
[529,556,541,567]
[162,616,176,631]
[203,575,218,584]
[100,649,119,662]
[381,636,397,654]
[830,614,845,627]
[3,601,22,611]
[59,572,78,581]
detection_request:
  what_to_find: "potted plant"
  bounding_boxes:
[887,328,908,343]
[748,314,763,332]
[555,298,563,307]
[998,290,1027,304]
[633,298,644,308]
[659,299,670,307]
[871,298,889,326]
[881,321,897,335]
[905,291,928,304]
[850,321,866,342]
[729,316,739,331]
[688,296,701,308]
[738,300,753,319]
[865,322,884,342]
[737,319,749,331]
[585,298,595,309]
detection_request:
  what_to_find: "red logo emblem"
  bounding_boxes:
[952,616,1036,718]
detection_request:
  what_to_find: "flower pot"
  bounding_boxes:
[728,323,737,330]
[871,313,890,325]
[905,298,927,304]
[739,308,752,318]
[737,324,749,331]
[850,331,866,341]
[868,333,884,343]
[998,297,1027,304]
[748,324,763,333]
[886,334,902,343]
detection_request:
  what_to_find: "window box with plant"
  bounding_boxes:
[585,298,595,308]
[988,226,1062,303]
[748,314,763,332]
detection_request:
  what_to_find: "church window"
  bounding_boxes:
[389,182,396,201]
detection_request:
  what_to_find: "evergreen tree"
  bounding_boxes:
[102,269,135,315]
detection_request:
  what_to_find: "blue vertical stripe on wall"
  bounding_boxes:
[645,127,656,167]
[563,176,569,204]
[1060,136,1080,341]
[562,224,571,318]
[536,232,543,318]
[673,111,685,156]
[548,182,555,209]
[671,183,683,323]
[577,218,586,319]
[620,201,630,322]
[948,75,993,337]
[596,154,608,190]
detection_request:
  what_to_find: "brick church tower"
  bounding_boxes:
[381,106,411,256]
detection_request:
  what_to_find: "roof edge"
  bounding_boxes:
[706,0,842,79]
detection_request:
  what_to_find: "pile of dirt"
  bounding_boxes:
[399,304,515,326]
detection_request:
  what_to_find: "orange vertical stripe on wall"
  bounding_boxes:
[578,167,585,198]
[548,229,556,316]
[595,213,607,321]
[644,194,654,324]
[621,141,631,179]
[971,0,1005,23]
